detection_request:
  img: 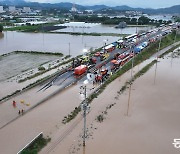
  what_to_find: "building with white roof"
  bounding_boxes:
[23,7,31,13]
[9,6,16,12]
[0,6,4,13]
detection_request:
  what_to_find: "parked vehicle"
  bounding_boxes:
[74,65,87,75]
[118,52,129,59]
[80,56,89,64]
[94,52,101,57]
[100,53,109,61]
[89,57,97,64]
[104,44,115,52]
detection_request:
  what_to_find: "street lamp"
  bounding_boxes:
[174,29,177,44]
[83,48,88,53]
[170,30,178,67]
[103,39,108,53]
[79,80,91,147]
[136,18,139,34]
[153,35,162,84]
[68,42,71,56]
[126,45,134,116]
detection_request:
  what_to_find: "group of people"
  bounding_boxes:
[93,69,110,84]
[18,109,24,115]
[12,100,25,115]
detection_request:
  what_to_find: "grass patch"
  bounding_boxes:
[5,22,59,32]
[64,55,71,59]
[5,25,41,32]
[62,106,81,124]
[96,103,116,123]
[21,135,51,154]
[96,114,105,122]
[18,57,74,83]
[0,90,21,103]
[50,31,127,37]
[133,60,157,80]
[38,66,46,71]
[14,51,64,57]
[159,44,180,58]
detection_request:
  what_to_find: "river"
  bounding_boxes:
[54,22,153,34]
[0,31,119,56]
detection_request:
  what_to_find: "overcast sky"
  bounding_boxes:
[26,0,180,8]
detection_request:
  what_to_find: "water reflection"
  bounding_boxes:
[0,32,4,39]
[0,31,119,56]
[54,24,152,35]
[83,146,86,154]
[153,61,158,85]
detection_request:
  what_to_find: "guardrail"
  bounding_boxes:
[17,132,43,154]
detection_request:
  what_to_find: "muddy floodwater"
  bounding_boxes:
[52,52,180,154]
[0,47,179,153]
[54,22,152,34]
[0,31,119,56]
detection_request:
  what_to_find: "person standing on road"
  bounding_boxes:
[12,101,16,107]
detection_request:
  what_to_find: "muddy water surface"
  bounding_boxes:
[52,55,180,154]
[0,32,119,56]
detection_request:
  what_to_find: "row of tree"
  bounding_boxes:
[74,15,172,26]
[0,24,3,32]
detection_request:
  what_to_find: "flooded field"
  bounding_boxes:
[55,22,152,34]
[0,53,61,82]
[0,31,119,56]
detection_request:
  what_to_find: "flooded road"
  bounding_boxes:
[51,51,180,154]
[0,31,119,56]
[0,46,179,153]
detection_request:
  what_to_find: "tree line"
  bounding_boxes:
[0,24,3,32]
[74,15,172,26]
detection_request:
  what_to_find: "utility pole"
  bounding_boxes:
[80,85,88,147]
[42,23,44,50]
[69,42,71,56]
[157,36,162,60]
[126,46,134,116]
[154,36,161,84]
[174,30,177,44]
[170,30,177,67]
[136,18,138,34]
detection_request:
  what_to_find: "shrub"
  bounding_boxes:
[38,66,46,71]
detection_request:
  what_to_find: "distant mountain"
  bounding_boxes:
[0,0,26,5]
[113,5,134,11]
[85,5,109,11]
[0,0,179,14]
[155,5,180,14]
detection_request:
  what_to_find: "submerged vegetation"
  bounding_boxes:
[4,22,59,32]
[14,51,64,56]
[0,24,3,32]
[62,106,81,124]
[21,135,51,154]
[51,31,126,37]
